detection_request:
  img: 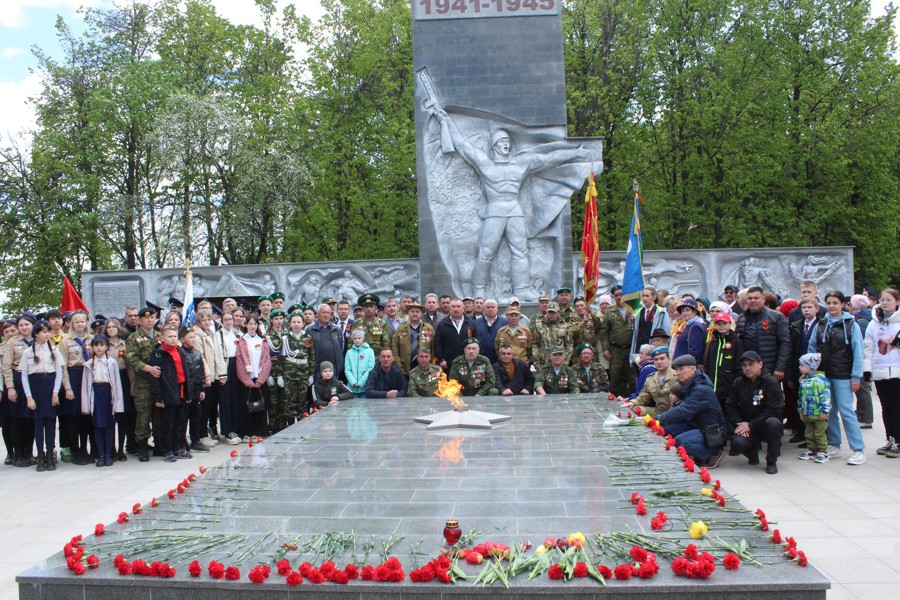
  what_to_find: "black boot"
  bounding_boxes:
[46,453,57,471]
[36,452,46,472]
[138,439,150,463]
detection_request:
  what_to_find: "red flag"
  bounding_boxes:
[61,275,90,314]
[581,172,600,307]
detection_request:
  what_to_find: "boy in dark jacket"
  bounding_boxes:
[704,313,743,411]
[312,361,353,409]
[148,325,197,463]
[178,327,206,455]
[725,351,785,474]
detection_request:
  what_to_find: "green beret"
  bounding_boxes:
[556,287,573,294]
[287,304,302,315]
[270,309,286,318]
[577,342,593,355]
[357,293,380,306]
[463,337,480,347]
[258,295,272,303]
[301,305,314,312]
[322,296,336,304]
[271,292,285,301]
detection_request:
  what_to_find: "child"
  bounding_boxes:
[179,327,206,456]
[60,311,92,465]
[148,325,195,463]
[235,315,272,441]
[668,383,684,407]
[797,353,831,463]
[344,330,375,398]
[21,320,65,471]
[312,361,353,409]
[81,335,124,467]
[281,312,314,428]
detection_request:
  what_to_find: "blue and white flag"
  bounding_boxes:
[182,269,196,327]
[622,182,645,310]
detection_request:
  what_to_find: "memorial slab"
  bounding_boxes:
[19,395,829,599]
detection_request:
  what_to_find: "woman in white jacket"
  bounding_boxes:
[864,288,900,457]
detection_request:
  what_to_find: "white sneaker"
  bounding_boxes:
[847,451,867,465]
[225,433,241,445]
[199,437,216,449]
[798,451,815,460]
[825,445,842,458]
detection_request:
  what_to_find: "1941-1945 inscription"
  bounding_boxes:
[415,0,559,20]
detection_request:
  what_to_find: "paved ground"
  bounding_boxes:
[2,404,899,600]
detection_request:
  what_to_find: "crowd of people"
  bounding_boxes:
[0,280,897,475]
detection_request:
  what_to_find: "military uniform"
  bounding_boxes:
[125,326,161,459]
[598,305,636,396]
[282,330,314,425]
[631,369,677,418]
[574,362,610,394]
[352,317,390,352]
[569,314,602,359]
[534,364,581,394]
[495,325,532,363]
[532,316,574,367]
[265,327,287,432]
[448,355,499,396]
[390,321,435,374]
[407,364,444,397]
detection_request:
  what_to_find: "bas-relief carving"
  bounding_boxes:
[573,248,854,306]
[417,68,601,302]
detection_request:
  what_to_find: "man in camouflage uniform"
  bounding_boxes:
[282,312,315,424]
[407,347,444,397]
[569,296,602,362]
[620,346,676,418]
[352,293,390,352]
[534,346,581,394]
[125,307,162,462]
[390,303,434,374]
[532,302,574,368]
[271,291,286,311]
[495,306,531,363]
[556,287,575,320]
[573,342,610,394]
[265,309,288,433]
[449,338,499,396]
[598,285,636,396]
[530,292,551,325]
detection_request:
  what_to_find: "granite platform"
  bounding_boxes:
[17,394,830,599]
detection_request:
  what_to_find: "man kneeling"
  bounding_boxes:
[725,351,784,474]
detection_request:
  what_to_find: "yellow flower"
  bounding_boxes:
[689,520,709,539]
[655,420,661,428]
[568,532,587,547]
[643,414,653,424]
[535,545,547,555]
[700,488,713,496]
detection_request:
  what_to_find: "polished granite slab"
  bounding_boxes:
[18,394,829,599]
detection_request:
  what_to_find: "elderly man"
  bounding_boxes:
[657,355,726,468]
[506,296,530,328]
[383,299,405,338]
[620,346,677,417]
[598,285,636,396]
[672,299,707,365]
[475,299,508,364]
[535,346,581,395]
[407,347,444,398]
[573,342,609,394]
[364,348,408,398]
[434,298,476,370]
[390,303,435,374]
[423,293,443,327]
[533,302,574,369]
[449,338,499,396]
[495,306,531,363]
[306,303,345,383]
[735,286,790,382]
[493,343,534,395]
[725,351,784,474]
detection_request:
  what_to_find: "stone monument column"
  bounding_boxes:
[413,1,602,302]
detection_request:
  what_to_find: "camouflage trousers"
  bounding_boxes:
[133,383,162,446]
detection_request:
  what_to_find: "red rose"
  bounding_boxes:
[117,512,129,524]
[547,564,564,580]
[723,553,741,570]
[225,566,240,580]
[573,562,589,578]
[613,564,633,580]
[189,561,202,577]
[286,571,302,586]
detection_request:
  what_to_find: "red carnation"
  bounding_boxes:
[630,492,641,505]
[638,559,660,578]
[723,553,741,570]
[630,546,648,563]
[167,489,176,499]
[361,565,375,580]
[208,561,225,579]
[248,565,268,584]
[286,571,302,586]
[320,561,336,577]
[276,559,291,576]
[117,512,129,524]
[131,559,150,576]
[72,561,86,576]
[299,562,313,577]
[547,564,564,580]
[344,564,359,580]
[151,498,159,507]
[784,536,797,549]
[713,479,721,490]
[307,568,325,584]
[117,562,131,576]
[684,544,699,560]
[188,561,202,577]
[755,508,766,519]
[132,503,142,515]
[699,467,711,484]
[113,554,126,567]
[796,551,808,567]
[64,543,74,558]
[199,465,207,473]
[771,529,782,543]
[86,555,100,569]
[94,523,105,537]
[225,566,240,580]
[634,406,642,416]
[177,484,185,494]
[573,562,589,578]
[613,564,633,580]
[330,570,349,584]
[597,564,612,579]
[651,517,665,531]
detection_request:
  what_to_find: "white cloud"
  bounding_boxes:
[208,0,326,28]
[0,71,42,145]
[1,47,24,58]
[0,1,104,28]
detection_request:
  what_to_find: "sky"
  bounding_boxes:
[0,0,897,145]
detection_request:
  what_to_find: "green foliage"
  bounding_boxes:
[0,0,897,314]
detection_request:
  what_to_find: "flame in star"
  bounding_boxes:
[434,373,467,411]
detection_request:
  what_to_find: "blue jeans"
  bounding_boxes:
[665,422,712,462]
[827,378,865,452]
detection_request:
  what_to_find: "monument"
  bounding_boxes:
[413,2,602,302]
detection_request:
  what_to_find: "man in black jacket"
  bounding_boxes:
[735,286,790,381]
[434,298,476,370]
[364,348,408,398]
[658,355,726,468]
[306,304,345,382]
[493,344,534,395]
[725,351,785,474]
